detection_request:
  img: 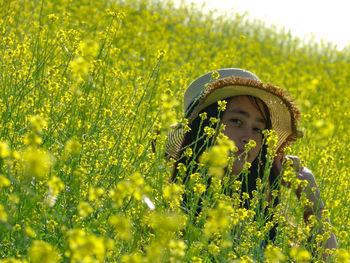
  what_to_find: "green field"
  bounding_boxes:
[0,0,349,262]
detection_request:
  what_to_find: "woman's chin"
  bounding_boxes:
[231,159,245,175]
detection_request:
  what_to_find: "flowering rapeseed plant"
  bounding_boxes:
[28,240,59,263]
[0,0,349,262]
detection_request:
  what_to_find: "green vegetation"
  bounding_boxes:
[0,0,349,262]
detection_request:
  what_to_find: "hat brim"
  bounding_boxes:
[166,76,300,160]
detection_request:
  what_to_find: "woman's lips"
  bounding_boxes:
[235,149,245,156]
[235,150,245,156]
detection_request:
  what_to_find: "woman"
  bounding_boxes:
[166,68,337,257]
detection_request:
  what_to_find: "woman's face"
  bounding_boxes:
[221,96,267,175]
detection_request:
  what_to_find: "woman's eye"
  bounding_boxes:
[253,127,263,134]
[231,119,242,125]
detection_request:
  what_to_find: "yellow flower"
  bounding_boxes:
[121,253,143,263]
[264,245,285,263]
[46,176,64,206]
[106,8,117,17]
[193,183,206,194]
[8,194,19,204]
[169,239,186,261]
[88,186,104,202]
[334,249,350,263]
[163,183,184,199]
[199,112,207,120]
[64,138,82,156]
[263,129,278,151]
[163,183,184,208]
[47,176,64,196]
[339,230,348,240]
[13,224,21,231]
[79,39,99,60]
[25,226,37,238]
[117,11,126,20]
[182,118,191,133]
[28,240,59,263]
[176,163,187,177]
[23,132,42,146]
[184,147,193,158]
[211,71,220,80]
[200,135,236,178]
[109,215,131,240]
[208,243,220,255]
[217,100,227,111]
[157,49,167,59]
[204,201,233,237]
[209,117,218,126]
[0,141,10,158]
[0,175,10,188]
[244,140,256,151]
[29,115,47,133]
[67,229,106,262]
[69,56,89,77]
[22,147,54,180]
[203,126,215,138]
[242,162,251,171]
[103,108,113,118]
[0,258,24,263]
[47,14,59,23]
[146,211,187,240]
[190,173,200,182]
[290,247,311,263]
[191,256,202,263]
[0,205,7,222]
[47,220,58,232]
[77,201,93,218]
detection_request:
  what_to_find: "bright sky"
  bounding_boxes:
[177,0,350,50]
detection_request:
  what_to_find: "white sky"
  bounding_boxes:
[177,0,350,50]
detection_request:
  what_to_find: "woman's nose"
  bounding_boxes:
[240,128,254,144]
[241,136,253,145]
[241,137,249,144]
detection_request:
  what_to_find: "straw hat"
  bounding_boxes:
[166,68,301,160]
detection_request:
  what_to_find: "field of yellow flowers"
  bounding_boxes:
[0,0,349,262]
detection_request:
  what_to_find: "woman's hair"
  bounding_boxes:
[171,95,278,199]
